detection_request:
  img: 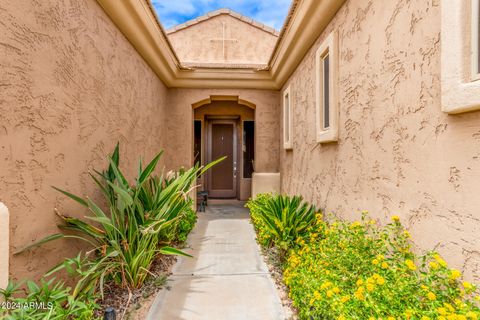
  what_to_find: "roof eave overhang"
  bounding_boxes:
[269,0,345,89]
[96,0,345,90]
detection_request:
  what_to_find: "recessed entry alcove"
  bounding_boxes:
[193,96,255,200]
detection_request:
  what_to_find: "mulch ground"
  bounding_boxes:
[95,254,177,319]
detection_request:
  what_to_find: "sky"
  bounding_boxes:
[151,0,292,31]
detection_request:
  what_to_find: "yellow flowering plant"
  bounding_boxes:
[285,214,479,319]
[248,194,480,319]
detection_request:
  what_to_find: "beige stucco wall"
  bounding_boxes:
[280,0,480,282]
[167,14,277,64]
[0,0,168,281]
[166,89,280,174]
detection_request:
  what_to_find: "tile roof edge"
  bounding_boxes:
[165,8,280,36]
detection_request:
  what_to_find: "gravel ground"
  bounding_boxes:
[259,245,298,320]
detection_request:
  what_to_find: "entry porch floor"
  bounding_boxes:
[146,201,288,320]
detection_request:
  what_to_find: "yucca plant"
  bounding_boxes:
[18,144,224,298]
[246,193,317,253]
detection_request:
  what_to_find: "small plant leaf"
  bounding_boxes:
[159,246,192,257]
[51,186,88,207]
[14,234,64,254]
[138,151,163,185]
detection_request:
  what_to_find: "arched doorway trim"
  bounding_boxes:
[191,95,256,110]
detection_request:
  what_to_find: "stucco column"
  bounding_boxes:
[0,202,9,289]
[252,173,280,197]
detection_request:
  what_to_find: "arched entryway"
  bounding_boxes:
[192,96,255,200]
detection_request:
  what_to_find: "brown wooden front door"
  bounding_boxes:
[207,120,237,198]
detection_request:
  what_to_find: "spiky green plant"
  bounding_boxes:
[18,144,223,297]
[246,193,317,253]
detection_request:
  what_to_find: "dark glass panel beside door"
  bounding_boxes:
[243,121,254,178]
[194,120,202,166]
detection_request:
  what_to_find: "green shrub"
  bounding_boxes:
[0,279,99,319]
[246,193,318,254]
[173,206,197,243]
[283,213,480,319]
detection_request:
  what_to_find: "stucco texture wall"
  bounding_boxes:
[280,0,480,282]
[166,89,280,174]
[0,0,168,280]
[167,14,278,65]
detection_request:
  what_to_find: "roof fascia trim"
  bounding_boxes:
[269,0,346,88]
[96,0,345,90]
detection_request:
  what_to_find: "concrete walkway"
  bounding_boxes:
[147,201,287,320]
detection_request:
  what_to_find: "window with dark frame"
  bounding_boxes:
[284,93,290,143]
[323,53,330,129]
[315,32,338,142]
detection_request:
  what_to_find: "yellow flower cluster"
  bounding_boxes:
[435,302,479,320]
[320,281,333,290]
[354,285,365,300]
[464,281,476,292]
[450,269,462,280]
[287,253,301,268]
[350,221,362,228]
[434,253,448,267]
[391,215,400,222]
[405,259,417,271]
[427,292,436,301]
[309,290,322,305]
[421,309,478,320]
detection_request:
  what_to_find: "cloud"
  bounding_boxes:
[250,0,292,29]
[151,0,291,30]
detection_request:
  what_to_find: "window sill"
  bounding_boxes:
[441,0,480,114]
[316,128,338,144]
[441,81,480,114]
[283,142,293,150]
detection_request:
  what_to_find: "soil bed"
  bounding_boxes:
[95,255,177,320]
